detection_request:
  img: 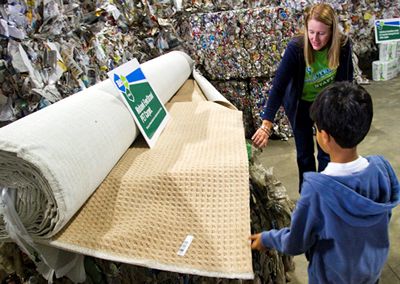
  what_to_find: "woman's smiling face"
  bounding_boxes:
[307,19,332,51]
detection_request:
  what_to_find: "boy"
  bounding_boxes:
[249,82,399,283]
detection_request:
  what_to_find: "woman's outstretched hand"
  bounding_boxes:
[252,121,273,148]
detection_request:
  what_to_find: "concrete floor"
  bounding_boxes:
[257,76,400,283]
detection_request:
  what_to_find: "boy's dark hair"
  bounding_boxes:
[309,81,373,148]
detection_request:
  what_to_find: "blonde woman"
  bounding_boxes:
[252,3,353,191]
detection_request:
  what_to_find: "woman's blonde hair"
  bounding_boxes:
[303,3,345,69]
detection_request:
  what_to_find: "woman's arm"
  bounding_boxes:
[252,39,301,148]
[262,40,301,122]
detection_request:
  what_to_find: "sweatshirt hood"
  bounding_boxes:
[303,156,399,227]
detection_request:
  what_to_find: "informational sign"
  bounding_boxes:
[374,18,400,43]
[108,59,169,148]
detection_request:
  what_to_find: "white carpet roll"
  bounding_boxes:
[0,51,193,239]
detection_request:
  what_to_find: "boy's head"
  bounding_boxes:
[310,81,373,149]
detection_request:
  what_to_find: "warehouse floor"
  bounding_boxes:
[258,76,400,283]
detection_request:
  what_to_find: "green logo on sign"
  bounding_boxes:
[110,61,169,148]
[127,82,166,139]
[375,19,400,43]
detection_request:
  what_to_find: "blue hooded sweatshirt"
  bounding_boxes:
[261,155,399,284]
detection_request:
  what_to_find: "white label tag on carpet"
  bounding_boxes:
[177,235,194,256]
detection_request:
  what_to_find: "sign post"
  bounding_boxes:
[374,18,400,43]
[108,59,169,148]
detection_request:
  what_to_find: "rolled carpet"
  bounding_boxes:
[0,51,253,281]
[0,50,193,239]
[50,100,253,279]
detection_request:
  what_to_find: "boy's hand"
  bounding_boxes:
[249,233,265,251]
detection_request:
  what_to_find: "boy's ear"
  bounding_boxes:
[320,129,331,144]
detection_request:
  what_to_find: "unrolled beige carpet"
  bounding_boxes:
[51,100,253,279]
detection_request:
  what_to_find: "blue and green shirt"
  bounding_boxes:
[302,48,337,102]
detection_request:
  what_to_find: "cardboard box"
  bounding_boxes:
[372,59,398,81]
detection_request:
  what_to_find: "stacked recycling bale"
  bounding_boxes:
[0,1,185,122]
[190,6,295,139]
[1,0,399,126]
